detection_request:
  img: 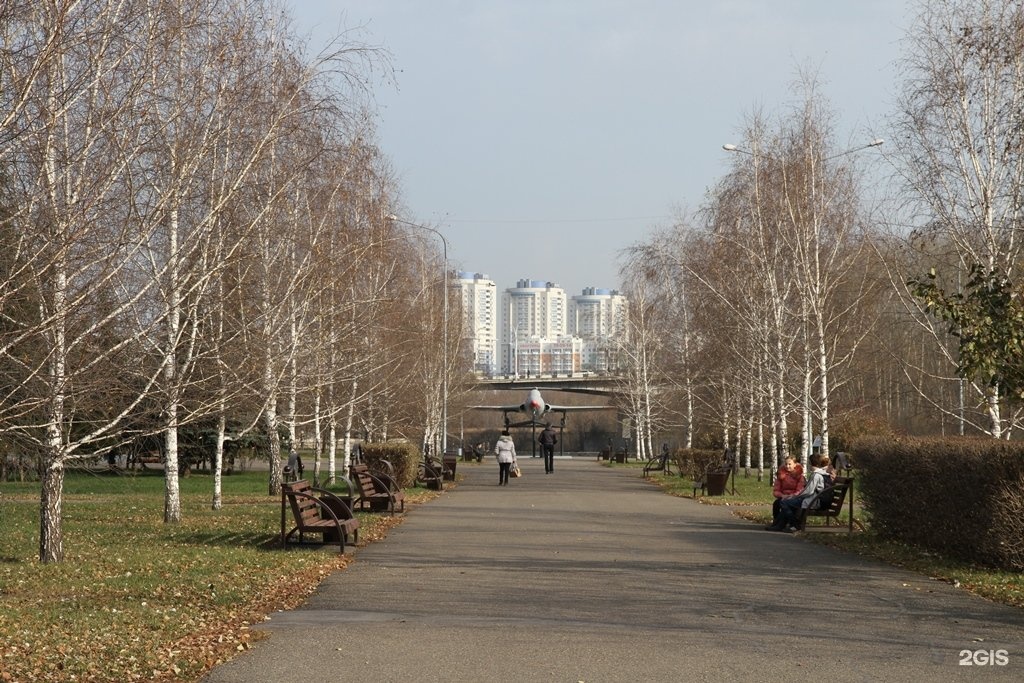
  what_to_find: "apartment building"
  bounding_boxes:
[569,287,629,373]
[452,275,628,377]
[453,271,498,375]
[499,279,569,374]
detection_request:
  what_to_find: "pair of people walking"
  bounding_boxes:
[494,424,559,484]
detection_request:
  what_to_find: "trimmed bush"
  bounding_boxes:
[359,441,419,488]
[852,435,1024,571]
[671,448,723,480]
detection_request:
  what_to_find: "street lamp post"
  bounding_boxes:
[387,215,450,456]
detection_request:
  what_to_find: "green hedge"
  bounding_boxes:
[852,435,1024,571]
[359,441,420,488]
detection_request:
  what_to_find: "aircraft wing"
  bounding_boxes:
[547,404,613,411]
[470,404,523,412]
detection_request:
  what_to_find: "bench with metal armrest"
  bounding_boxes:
[281,480,360,553]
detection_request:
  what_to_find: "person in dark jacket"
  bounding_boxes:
[538,424,558,474]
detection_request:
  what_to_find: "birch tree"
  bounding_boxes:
[1,0,168,562]
[133,0,279,523]
[770,80,883,461]
[891,0,1024,437]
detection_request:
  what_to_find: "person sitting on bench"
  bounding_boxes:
[769,453,831,533]
[766,455,805,530]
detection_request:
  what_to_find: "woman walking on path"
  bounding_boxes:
[495,431,517,486]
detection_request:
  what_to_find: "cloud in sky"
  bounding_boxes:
[290,0,911,295]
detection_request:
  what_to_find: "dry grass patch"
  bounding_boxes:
[0,470,438,682]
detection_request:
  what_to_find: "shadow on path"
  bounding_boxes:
[203,457,1024,682]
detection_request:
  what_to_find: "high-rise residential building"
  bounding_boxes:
[512,335,583,377]
[570,287,628,372]
[500,280,568,374]
[454,275,629,376]
[453,271,498,375]
[569,287,629,339]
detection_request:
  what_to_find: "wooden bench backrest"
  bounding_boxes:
[350,463,382,496]
[817,476,852,515]
[283,480,322,529]
[423,458,441,475]
[442,453,457,479]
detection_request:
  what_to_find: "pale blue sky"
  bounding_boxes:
[290,1,911,295]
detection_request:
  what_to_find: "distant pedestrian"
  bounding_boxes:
[284,450,304,482]
[494,430,517,486]
[539,423,558,473]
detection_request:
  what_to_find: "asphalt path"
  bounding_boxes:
[202,456,1024,682]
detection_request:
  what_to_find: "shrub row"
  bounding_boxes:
[359,441,420,488]
[671,448,724,480]
[852,435,1024,571]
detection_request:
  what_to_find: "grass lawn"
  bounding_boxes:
[4,460,1020,681]
[0,469,434,682]
[634,463,1024,610]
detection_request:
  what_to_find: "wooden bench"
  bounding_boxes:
[131,453,162,470]
[442,452,458,481]
[418,456,444,490]
[281,480,360,553]
[349,463,405,514]
[797,476,855,533]
[643,452,673,477]
[464,443,486,462]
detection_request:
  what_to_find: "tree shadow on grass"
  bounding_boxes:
[170,529,282,552]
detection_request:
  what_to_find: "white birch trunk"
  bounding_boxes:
[163,203,183,524]
[212,412,226,510]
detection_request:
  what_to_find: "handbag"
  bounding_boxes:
[510,463,521,478]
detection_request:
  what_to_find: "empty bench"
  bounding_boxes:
[281,480,360,553]
[418,456,444,491]
[643,452,673,477]
[442,452,458,481]
[350,463,405,514]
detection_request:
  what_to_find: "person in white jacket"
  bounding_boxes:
[494,431,517,486]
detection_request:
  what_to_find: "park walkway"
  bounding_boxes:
[202,457,1023,682]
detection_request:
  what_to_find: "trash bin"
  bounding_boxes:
[706,470,729,496]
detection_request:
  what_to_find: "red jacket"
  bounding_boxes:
[773,465,805,498]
